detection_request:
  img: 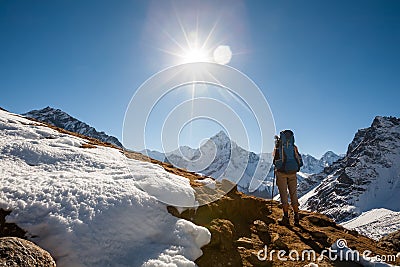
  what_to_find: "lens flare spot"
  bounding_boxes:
[213,45,232,65]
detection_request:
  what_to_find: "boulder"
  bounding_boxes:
[0,237,56,267]
[208,219,235,251]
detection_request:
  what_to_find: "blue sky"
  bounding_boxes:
[1,0,399,158]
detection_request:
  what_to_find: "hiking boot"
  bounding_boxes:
[294,213,300,226]
[278,215,290,226]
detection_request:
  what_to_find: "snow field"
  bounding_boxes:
[0,110,210,267]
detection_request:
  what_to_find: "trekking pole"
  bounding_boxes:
[271,135,279,213]
[270,169,275,212]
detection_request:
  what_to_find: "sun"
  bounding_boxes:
[181,47,210,63]
[180,45,232,65]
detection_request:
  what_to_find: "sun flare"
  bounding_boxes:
[156,14,232,65]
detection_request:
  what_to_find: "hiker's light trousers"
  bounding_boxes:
[276,171,299,207]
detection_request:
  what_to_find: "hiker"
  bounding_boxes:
[273,130,303,226]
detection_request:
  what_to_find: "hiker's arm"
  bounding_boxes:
[273,147,280,164]
[294,146,304,168]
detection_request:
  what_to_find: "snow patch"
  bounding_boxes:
[195,178,216,189]
[341,208,400,240]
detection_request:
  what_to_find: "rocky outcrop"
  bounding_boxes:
[166,185,399,266]
[0,237,56,267]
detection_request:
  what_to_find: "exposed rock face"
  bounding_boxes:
[0,237,56,267]
[300,116,400,222]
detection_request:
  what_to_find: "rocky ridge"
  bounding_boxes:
[23,106,122,148]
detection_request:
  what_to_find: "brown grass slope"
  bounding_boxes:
[125,151,400,267]
[20,114,122,150]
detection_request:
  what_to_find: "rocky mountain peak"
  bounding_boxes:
[300,115,400,222]
[300,151,341,175]
[23,106,123,148]
[321,150,338,158]
[209,130,230,145]
[346,116,400,159]
[372,115,400,128]
[320,150,341,167]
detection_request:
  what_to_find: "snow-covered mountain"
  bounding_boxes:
[142,131,340,199]
[296,152,343,196]
[297,152,343,198]
[0,109,210,266]
[301,151,342,174]
[23,106,123,148]
[341,208,400,240]
[162,131,275,198]
[300,116,400,223]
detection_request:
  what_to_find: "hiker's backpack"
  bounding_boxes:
[273,130,303,173]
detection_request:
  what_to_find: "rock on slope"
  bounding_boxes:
[0,237,56,267]
[0,210,55,266]
[300,116,400,223]
[23,106,123,147]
